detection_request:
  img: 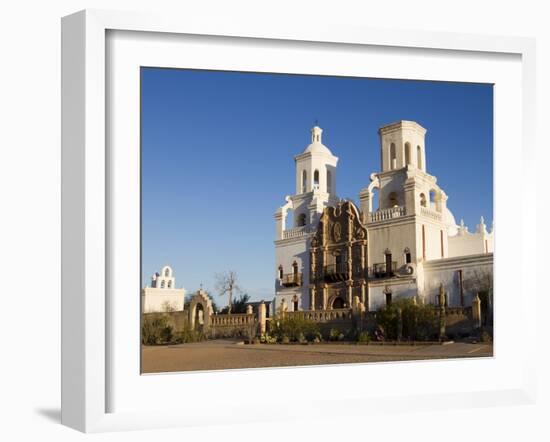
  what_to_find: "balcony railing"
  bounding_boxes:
[281,272,302,287]
[282,226,310,240]
[368,206,406,223]
[310,264,368,283]
[352,264,369,279]
[420,206,442,221]
[323,263,349,282]
[370,261,398,278]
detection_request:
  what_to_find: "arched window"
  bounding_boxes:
[278,265,283,279]
[371,187,380,211]
[420,193,427,207]
[390,143,397,169]
[167,281,172,288]
[160,280,165,289]
[388,192,398,207]
[404,247,412,264]
[302,170,307,193]
[384,249,393,275]
[405,142,412,165]
[292,260,298,275]
[417,145,423,169]
[332,297,345,309]
[313,169,319,188]
[429,189,437,208]
[297,213,307,227]
[326,169,332,193]
[164,268,170,277]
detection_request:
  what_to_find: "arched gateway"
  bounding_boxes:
[188,289,213,331]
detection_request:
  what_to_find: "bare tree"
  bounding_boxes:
[214,271,243,314]
[463,268,493,295]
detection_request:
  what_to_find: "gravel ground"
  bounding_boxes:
[141,340,493,373]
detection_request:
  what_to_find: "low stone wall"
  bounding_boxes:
[209,313,257,339]
[285,309,352,322]
[143,310,259,339]
[283,308,371,336]
[143,303,479,342]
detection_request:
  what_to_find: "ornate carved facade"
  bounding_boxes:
[309,200,368,310]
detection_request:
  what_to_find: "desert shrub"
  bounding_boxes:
[141,315,173,345]
[270,316,320,343]
[480,329,492,343]
[376,299,438,341]
[357,331,371,343]
[178,325,206,343]
[260,333,277,344]
[329,328,341,341]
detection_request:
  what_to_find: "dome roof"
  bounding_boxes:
[303,141,333,155]
[443,207,458,236]
[302,126,334,155]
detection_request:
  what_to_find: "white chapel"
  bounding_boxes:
[141,265,186,313]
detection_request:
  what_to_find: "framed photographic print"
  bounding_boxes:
[139,68,494,374]
[61,9,537,433]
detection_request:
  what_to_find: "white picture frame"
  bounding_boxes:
[61,9,537,433]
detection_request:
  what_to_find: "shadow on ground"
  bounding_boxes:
[35,407,61,423]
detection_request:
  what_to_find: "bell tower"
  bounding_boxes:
[273,125,340,312]
[379,120,427,173]
[294,125,338,197]
[359,120,452,308]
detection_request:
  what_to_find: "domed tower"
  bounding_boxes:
[295,126,338,195]
[273,125,339,312]
[292,125,339,227]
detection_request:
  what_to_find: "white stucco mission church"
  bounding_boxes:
[274,121,493,314]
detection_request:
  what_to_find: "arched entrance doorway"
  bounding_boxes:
[188,288,213,331]
[292,295,299,312]
[332,296,345,309]
[194,303,205,331]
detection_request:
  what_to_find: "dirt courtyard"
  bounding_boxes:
[141,339,493,373]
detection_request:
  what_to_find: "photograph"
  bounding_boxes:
[139,68,494,373]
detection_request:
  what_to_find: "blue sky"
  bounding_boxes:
[141,68,493,304]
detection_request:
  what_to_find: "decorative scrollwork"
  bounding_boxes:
[333,222,342,242]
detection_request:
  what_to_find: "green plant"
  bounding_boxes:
[260,333,277,344]
[357,331,371,343]
[329,328,341,341]
[480,329,492,343]
[376,299,438,341]
[141,315,174,345]
[309,331,323,343]
[270,315,320,343]
[178,325,206,343]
